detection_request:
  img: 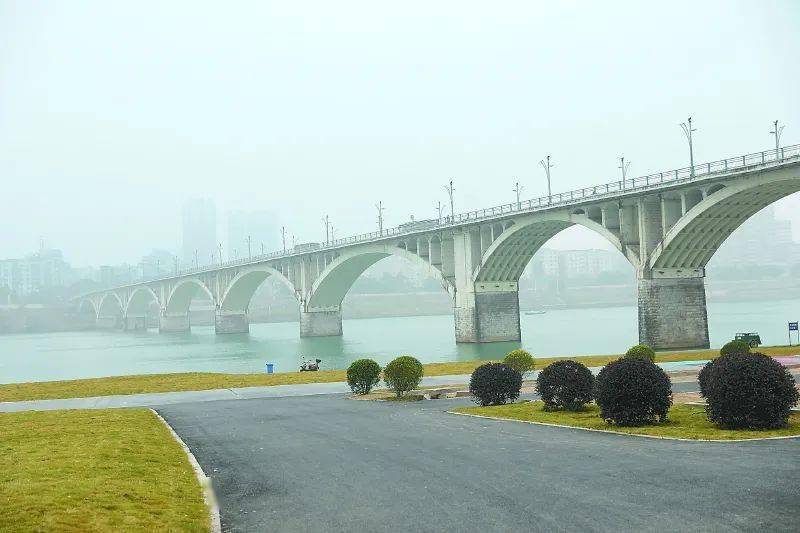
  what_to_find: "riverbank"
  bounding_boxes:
[2,346,797,403]
[0,408,208,531]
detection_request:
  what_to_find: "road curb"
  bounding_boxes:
[446,409,800,443]
[151,408,222,533]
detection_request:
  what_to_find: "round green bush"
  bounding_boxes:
[624,344,656,362]
[469,363,523,406]
[383,355,424,397]
[704,352,799,429]
[719,340,750,357]
[346,359,382,395]
[503,349,535,377]
[536,360,594,411]
[594,358,672,426]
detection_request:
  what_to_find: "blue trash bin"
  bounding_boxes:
[265,363,274,374]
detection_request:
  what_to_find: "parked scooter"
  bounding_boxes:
[300,358,322,372]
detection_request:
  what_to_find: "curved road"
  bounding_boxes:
[158,390,800,532]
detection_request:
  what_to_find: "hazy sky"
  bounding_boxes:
[2,0,799,266]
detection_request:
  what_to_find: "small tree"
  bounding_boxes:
[383,356,424,397]
[536,360,594,411]
[503,349,535,378]
[346,359,382,395]
[470,363,523,406]
[719,340,750,357]
[594,358,672,426]
[703,352,799,429]
[624,344,656,362]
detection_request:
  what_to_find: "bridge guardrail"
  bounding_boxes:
[92,143,800,292]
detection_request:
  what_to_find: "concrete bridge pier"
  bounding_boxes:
[124,315,147,331]
[215,312,249,334]
[159,313,190,333]
[454,283,521,343]
[96,315,121,329]
[300,307,343,337]
[637,269,709,350]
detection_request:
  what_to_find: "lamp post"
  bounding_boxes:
[444,179,455,221]
[281,226,287,253]
[680,116,697,176]
[246,235,252,260]
[322,215,330,245]
[513,181,524,209]
[376,201,385,235]
[436,200,444,224]
[539,156,553,203]
[619,156,631,189]
[770,120,785,160]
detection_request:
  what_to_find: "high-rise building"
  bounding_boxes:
[181,199,217,268]
[0,249,71,296]
[227,211,278,260]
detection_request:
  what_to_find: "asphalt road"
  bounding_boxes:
[158,389,800,533]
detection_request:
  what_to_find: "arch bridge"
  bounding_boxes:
[76,144,800,350]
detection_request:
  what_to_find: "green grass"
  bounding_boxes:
[1,345,796,403]
[453,401,800,441]
[0,408,208,532]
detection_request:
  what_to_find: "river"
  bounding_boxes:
[1,299,798,384]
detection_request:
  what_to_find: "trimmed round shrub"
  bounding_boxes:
[346,359,381,395]
[698,359,715,397]
[383,356,424,397]
[594,358,672,426]
[704,352,799,429]
[624,344,656,362]
[719,340,750,357]
[503,349,535,377]
[470,363,523,406]
[536,360,594,411]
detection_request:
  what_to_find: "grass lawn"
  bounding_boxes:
[1,345,796,403]
[0,408,208,532]
[452,401,800,441]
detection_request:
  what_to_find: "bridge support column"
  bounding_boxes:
[300,307,343,337]
[123,315,147,331]
[638,269,709,350]
[96,315,121,329]
[215,312,249,334]
[159,314,190,333]
[454,282,521,343]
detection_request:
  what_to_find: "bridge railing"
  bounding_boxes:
[101,143,800,290]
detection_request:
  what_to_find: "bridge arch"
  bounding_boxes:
[125,287,159,316]
[473,213,635,283]
[219,266,297,313]
[98,293,124,318]
[649,172,800,269]
[306,244,453,309]
[165,279,215,315]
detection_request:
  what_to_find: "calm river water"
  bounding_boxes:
[1,299,799,384]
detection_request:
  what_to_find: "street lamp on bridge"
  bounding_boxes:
[619,157,631,189]
[539,156,553,204]
[513,181,524,209]
[444,180,455,221]
[771,120,785,159]
[376,201,385,236]
[680,116,697,177]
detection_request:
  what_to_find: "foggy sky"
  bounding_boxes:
[2,0,799,266]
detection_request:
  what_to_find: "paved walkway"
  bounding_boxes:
[0,373,474,413]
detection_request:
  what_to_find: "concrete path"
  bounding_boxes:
[0,373,474,413]
[158,393,800,532]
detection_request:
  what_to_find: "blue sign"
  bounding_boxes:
[789,322,798,331]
